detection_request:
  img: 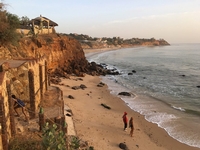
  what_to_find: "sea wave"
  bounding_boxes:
[171,105,185,112]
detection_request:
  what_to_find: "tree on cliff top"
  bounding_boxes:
[0,2,20,45]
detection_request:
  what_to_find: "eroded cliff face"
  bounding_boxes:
[0,34,89,76]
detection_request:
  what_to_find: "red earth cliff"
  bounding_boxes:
[0,34,89,76]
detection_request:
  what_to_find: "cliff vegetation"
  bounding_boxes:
[64,33,170,49]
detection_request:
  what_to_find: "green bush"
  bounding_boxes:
[0,2,21,45]
[42,122,67,150]
[69,136,80,150]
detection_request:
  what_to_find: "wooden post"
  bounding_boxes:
[39,107,45,131]
[62,116,68,150]
[54,116,62,130]
[62,116,67,134]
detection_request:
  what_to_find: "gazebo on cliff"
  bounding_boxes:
[30,15,58,35]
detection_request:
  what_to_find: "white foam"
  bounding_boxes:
[172,105,185,112]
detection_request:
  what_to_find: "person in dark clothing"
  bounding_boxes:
[12,95,28,121]
[122,112,128,131]
[129,117,134,137]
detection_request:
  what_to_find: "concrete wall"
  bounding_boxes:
[33,26,54,35]
[16,26,55,35]
[16,29,30,35]
[0,56,48,150]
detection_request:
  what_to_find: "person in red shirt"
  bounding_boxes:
[122,112,128,131]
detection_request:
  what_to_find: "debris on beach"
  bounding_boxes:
[101,103,111,109]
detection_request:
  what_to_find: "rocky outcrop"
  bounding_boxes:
[0,34,88,75]
[66,33,170,49]
[0,34,120,81]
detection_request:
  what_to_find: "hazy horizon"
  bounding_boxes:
[4,0,200,44]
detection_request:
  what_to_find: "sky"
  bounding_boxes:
[3,0,200,44]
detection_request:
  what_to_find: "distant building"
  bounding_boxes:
[17,15,58,35]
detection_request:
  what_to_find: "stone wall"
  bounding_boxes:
[0,56,48,150]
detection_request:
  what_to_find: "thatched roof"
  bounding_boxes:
[30,16,58,26]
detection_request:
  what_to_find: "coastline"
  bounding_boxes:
[56,74,200,150]
[83,47,122,58]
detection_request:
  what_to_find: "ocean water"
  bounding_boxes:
[85,44,200,148]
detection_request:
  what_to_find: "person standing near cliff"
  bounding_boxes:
[122,112,128,131]
[129,117,134,137]
[12,94,28,121]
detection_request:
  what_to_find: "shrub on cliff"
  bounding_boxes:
[0,2,20,45]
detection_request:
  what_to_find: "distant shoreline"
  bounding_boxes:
[83,45,163,56]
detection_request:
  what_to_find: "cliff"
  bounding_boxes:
[0,34,89,76]
[0,33,170,78]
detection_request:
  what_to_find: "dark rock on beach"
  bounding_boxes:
[97,82,105,87]
[118,92,131,96]
[119,142,129,150]
[68,95,74,99]
[132,70,136,73]
[80,84,87,89]
[72,86,81,90]
[180,75,186,77]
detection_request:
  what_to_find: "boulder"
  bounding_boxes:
[80,84,87,89]
[72,86,80,90]
[132,70,136,73]
[119,142,128,150]
[68,95,74,99]
[118,92,131,96]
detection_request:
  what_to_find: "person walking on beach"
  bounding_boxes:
[12,94,28,121]
[122,112,128,131]
[129,117,134,137]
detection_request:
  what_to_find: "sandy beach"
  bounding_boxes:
[56,74,200,150]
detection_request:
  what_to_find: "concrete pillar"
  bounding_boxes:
[39,107,45,131]
[47,20,49,34]
[28,69,36,119]
[7,80,16,136]
[39,65,43,99]
[0,124,3,150]
[0,95,8,150]
[45,61,48,90]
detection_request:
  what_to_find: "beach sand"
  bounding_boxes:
[83,47,122,55]
[55,75,200,150]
